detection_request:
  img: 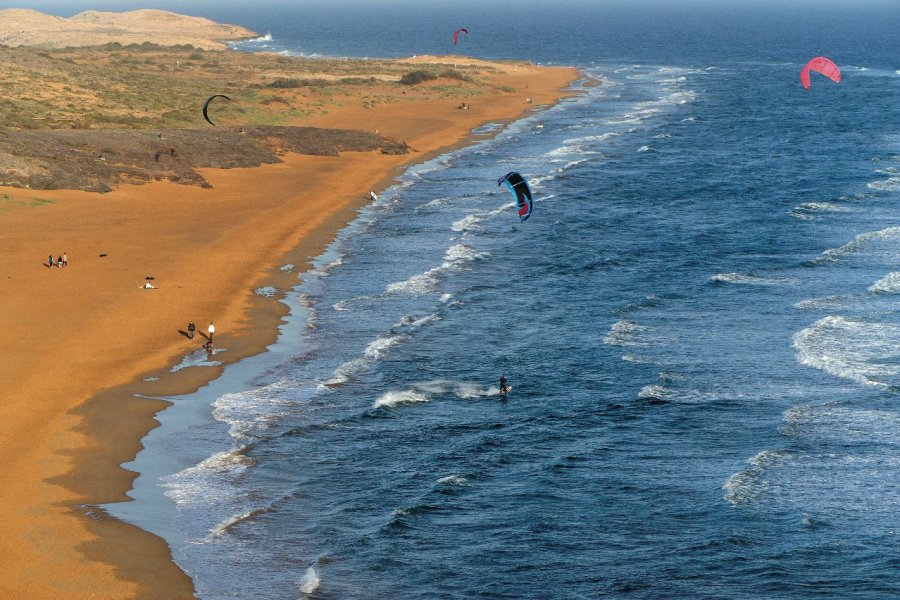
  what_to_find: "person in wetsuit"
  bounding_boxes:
[499,374,509,394]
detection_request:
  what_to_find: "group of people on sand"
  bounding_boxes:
[48,252,68,269]
[187,320,216,351]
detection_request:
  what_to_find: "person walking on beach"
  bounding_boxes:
[48,254,54,269]
[208,321,215,342]
[62,252,68,267]
[187,321,196,340]
[56,255,63,269]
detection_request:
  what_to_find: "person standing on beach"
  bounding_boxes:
[187,321,196,340]
[208,321,215,342]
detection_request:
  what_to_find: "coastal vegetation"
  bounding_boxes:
[0,44,527,191]
[0,44,500,131]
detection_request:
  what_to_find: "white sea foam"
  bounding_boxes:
[722,471,760,507]
[298,567,320,595]
[603,320,648,347]
[163,450,251,508]
[443,243,487,265]
[319,254,344,272]
[656,66,689,75]
[417,196,454,210]
[208,506,269,538]
[554,159,589,173]
[323,345,392,386]
[814,226,900,263]
[437,475,468,485]
[385,244,489,296]
[708,272,786,286]
[638,89,697,109]
[604,116,644,126]
[413,379,493,398]
[452,214,483,232]
[637,145,653,153]
[386,270,439,295]
[866,176,900,192]
[544,144,589,159]
[622,354,653,364]
[396,313,440,329]
[373,390,429,408]
[373,380,496,409]
[723,450,788,506]
[321,357,367,387]
[709,272,756,284]
[564,132,620,144]
[201,450,252,473]
[527,174,555,187]
[869,271,900,294]
[364,335,403,359]
[212,388,289,440]
[638,384,670,401]
[789,202,852,220]
[793,315,900,385]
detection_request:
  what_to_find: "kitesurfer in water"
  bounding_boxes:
[499,374,509,394]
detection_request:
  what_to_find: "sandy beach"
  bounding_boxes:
[0,47,578,598]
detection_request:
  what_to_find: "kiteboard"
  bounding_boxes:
[500,386,512,395]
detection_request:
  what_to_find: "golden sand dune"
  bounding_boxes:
[0,8,257,50]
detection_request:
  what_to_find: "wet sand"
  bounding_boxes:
[0,58,578,598]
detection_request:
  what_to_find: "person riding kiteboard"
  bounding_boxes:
[499,374,509,395]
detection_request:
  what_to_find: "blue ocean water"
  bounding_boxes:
[76,2,900,598]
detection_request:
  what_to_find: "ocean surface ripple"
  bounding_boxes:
[104,3,900,598]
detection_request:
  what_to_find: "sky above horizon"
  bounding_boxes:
[3,0,897,10]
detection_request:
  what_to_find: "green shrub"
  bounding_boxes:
[399,70,437,85]
[439,69,472,82]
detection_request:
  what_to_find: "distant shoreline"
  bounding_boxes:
[0,8,258,50]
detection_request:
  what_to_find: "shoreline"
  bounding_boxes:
[0,55,581,598]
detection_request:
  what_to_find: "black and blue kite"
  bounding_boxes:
[498,171,534,222]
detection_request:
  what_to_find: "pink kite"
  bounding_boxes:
[452,28,468,46]
[800,56,841,91]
